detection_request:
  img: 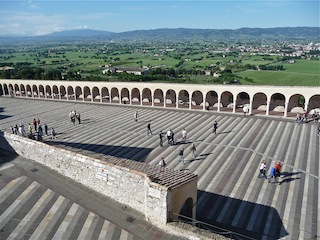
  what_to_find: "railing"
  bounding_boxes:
[171,212,256,240]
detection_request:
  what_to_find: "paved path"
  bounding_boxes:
[0,97,319,240]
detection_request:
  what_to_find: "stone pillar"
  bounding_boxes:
[217,98,221,112]
[266,100,270,116]
[151,93,154,107]
[189,95,192,110]
[304,102,309,112]
[233,99,236,113]
[129,92,132,105]
[249,100,253,115]
[203,96,206,111]
[176,95,179,109]
[284,102,288,117]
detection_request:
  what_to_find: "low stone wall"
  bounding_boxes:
[1,132,229,240]
[0,132,169,226]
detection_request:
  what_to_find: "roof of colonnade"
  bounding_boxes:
[1,79,319,101]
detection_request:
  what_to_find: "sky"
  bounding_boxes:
[0,0,319,36]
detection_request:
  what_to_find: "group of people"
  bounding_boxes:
[296,110,319,124]
[258,160,283,185]
[133,111,220,167]
[10,118,56,141]
[69,110,81,125]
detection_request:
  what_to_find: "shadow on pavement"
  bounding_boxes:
[193,190,288,239]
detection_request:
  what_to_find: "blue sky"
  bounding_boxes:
[0,0,319,36]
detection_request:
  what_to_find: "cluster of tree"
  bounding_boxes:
[258,64,284,71]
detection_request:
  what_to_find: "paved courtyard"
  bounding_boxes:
[0,97,319,239]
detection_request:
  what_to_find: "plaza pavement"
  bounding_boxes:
[0,97,319,240]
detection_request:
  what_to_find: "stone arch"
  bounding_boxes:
[67,86,75,100]
[75,86,82,101]
[92,87,100,102]
[178,90,189,109]
[191,90,203,110]
[178,198,194,220]
[121,88,129,104]
[111,87,119,103]
[308,94,320,112]
[154,89,164,106]
[20,84,26,97]
[142,88,152,106]
[269,93,285,116]
[101,87,110,103]
[3,84,9,95]
[39,85,45,98]
[205,91,218,111]
[220,91,233,111]
[45,85,52,98]
[32,84,39,97]
[84,86,91,101]
[26,85,32,97]
[236,92,250,113]
[288,94,305,113]
[60,86,67,99]
[53,85,59,99]
[131,88,140,105]
[14,84,20,96]
[166,89,176,108]
[253,92,267,115]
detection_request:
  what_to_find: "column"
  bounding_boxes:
[151,93,154,107]
[203,96,206,111]
[233,99,236,113]
[266,100,270,116]
[176,95,179,109]
[249,100,253,115]
[189,95,192,110]
[304,102,308,112]
[217,98,221,112]
[284,102,288,117]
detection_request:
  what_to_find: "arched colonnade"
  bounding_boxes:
[1,80,319,117]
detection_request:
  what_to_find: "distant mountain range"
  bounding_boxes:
[1,27,319,43]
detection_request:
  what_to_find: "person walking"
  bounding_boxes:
[51,127,56,139]
[171,130,175,145]
[166,130,172,144]
[44,123,48,136]
[268,166,277,184]
[181,128,187,142]
[159,131,163,147]
[76,111,81,124]
[190,143,196,158]
[134,111,139,122]
[147,123,152,135]
[178,148,185,164]
[33,118,37,131]
[213,121,218,134]
[274,161,282,185]
[159,157,166,167]
[258,160,268,179]
[28,123,33,134]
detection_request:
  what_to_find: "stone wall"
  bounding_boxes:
[0,132,169,225]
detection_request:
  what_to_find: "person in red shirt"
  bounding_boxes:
[275,161,282,184]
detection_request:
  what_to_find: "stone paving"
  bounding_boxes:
[0,97,319,240]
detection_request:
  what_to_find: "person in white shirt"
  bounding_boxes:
[181,128,187,142]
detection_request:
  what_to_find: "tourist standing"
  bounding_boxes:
[213,121,218,134]
[44,123,48,136]
[147,123,152,135]
[190,143,197,158]
[181,128,187,142]
[178,148,185,164]
[28,123,33,134]
[33,118,37,131]
[134,111,139,122]
[51,127,56,139]
[159,131,163,147]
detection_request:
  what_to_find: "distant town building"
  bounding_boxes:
[102,67,149,75]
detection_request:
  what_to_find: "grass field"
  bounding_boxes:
[1,48,319,86]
